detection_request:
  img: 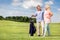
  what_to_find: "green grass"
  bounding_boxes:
[0,20,60,40]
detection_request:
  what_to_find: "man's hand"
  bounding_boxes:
[31,15,36,17]
[31,15,34,17]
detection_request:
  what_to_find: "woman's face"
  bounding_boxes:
[45,7,48,10]
[45,5,50,10]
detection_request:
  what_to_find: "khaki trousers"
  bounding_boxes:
[36,21,44,35]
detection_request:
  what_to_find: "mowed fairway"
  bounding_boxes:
[0,20,60,40]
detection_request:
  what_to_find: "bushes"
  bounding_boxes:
[0,16,4,20]
[0,16,36,23]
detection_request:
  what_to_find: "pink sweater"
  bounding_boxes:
[44,10,52,23]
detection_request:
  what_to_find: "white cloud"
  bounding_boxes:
[45,1,54,5]
[58,8,60,11]
[0,8,19,17]
[0,8,31,17]
[22,0,42,9]
[11,0,43,9]
[23,0,42,9]
[0,8,12,17]
[52,13,60,23]
[11,0,21,6]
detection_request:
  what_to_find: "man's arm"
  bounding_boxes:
[31,13,37,17]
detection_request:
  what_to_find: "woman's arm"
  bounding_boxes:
[49,11,53,17]
[48,10,53,17]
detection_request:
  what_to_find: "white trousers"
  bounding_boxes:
[43,23,50,37]
[36,21,44,35]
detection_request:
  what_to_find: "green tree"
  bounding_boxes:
[0,16,4,20]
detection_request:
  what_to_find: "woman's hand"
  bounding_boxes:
[49,12,53,17]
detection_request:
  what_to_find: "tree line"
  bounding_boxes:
[0,16,36,23]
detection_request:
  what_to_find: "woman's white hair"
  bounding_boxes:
[45,5,50,8]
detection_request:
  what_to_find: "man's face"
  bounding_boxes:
[36,6,41,11]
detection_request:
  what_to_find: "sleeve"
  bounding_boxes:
[34,12,37,16]
[42,11,44,20]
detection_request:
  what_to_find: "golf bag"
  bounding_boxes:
[29,18,36,36]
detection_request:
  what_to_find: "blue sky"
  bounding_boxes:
[0,0,60,23]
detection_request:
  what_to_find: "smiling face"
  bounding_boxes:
[36,5,41,11]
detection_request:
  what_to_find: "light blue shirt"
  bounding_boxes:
[34,11,44,22]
